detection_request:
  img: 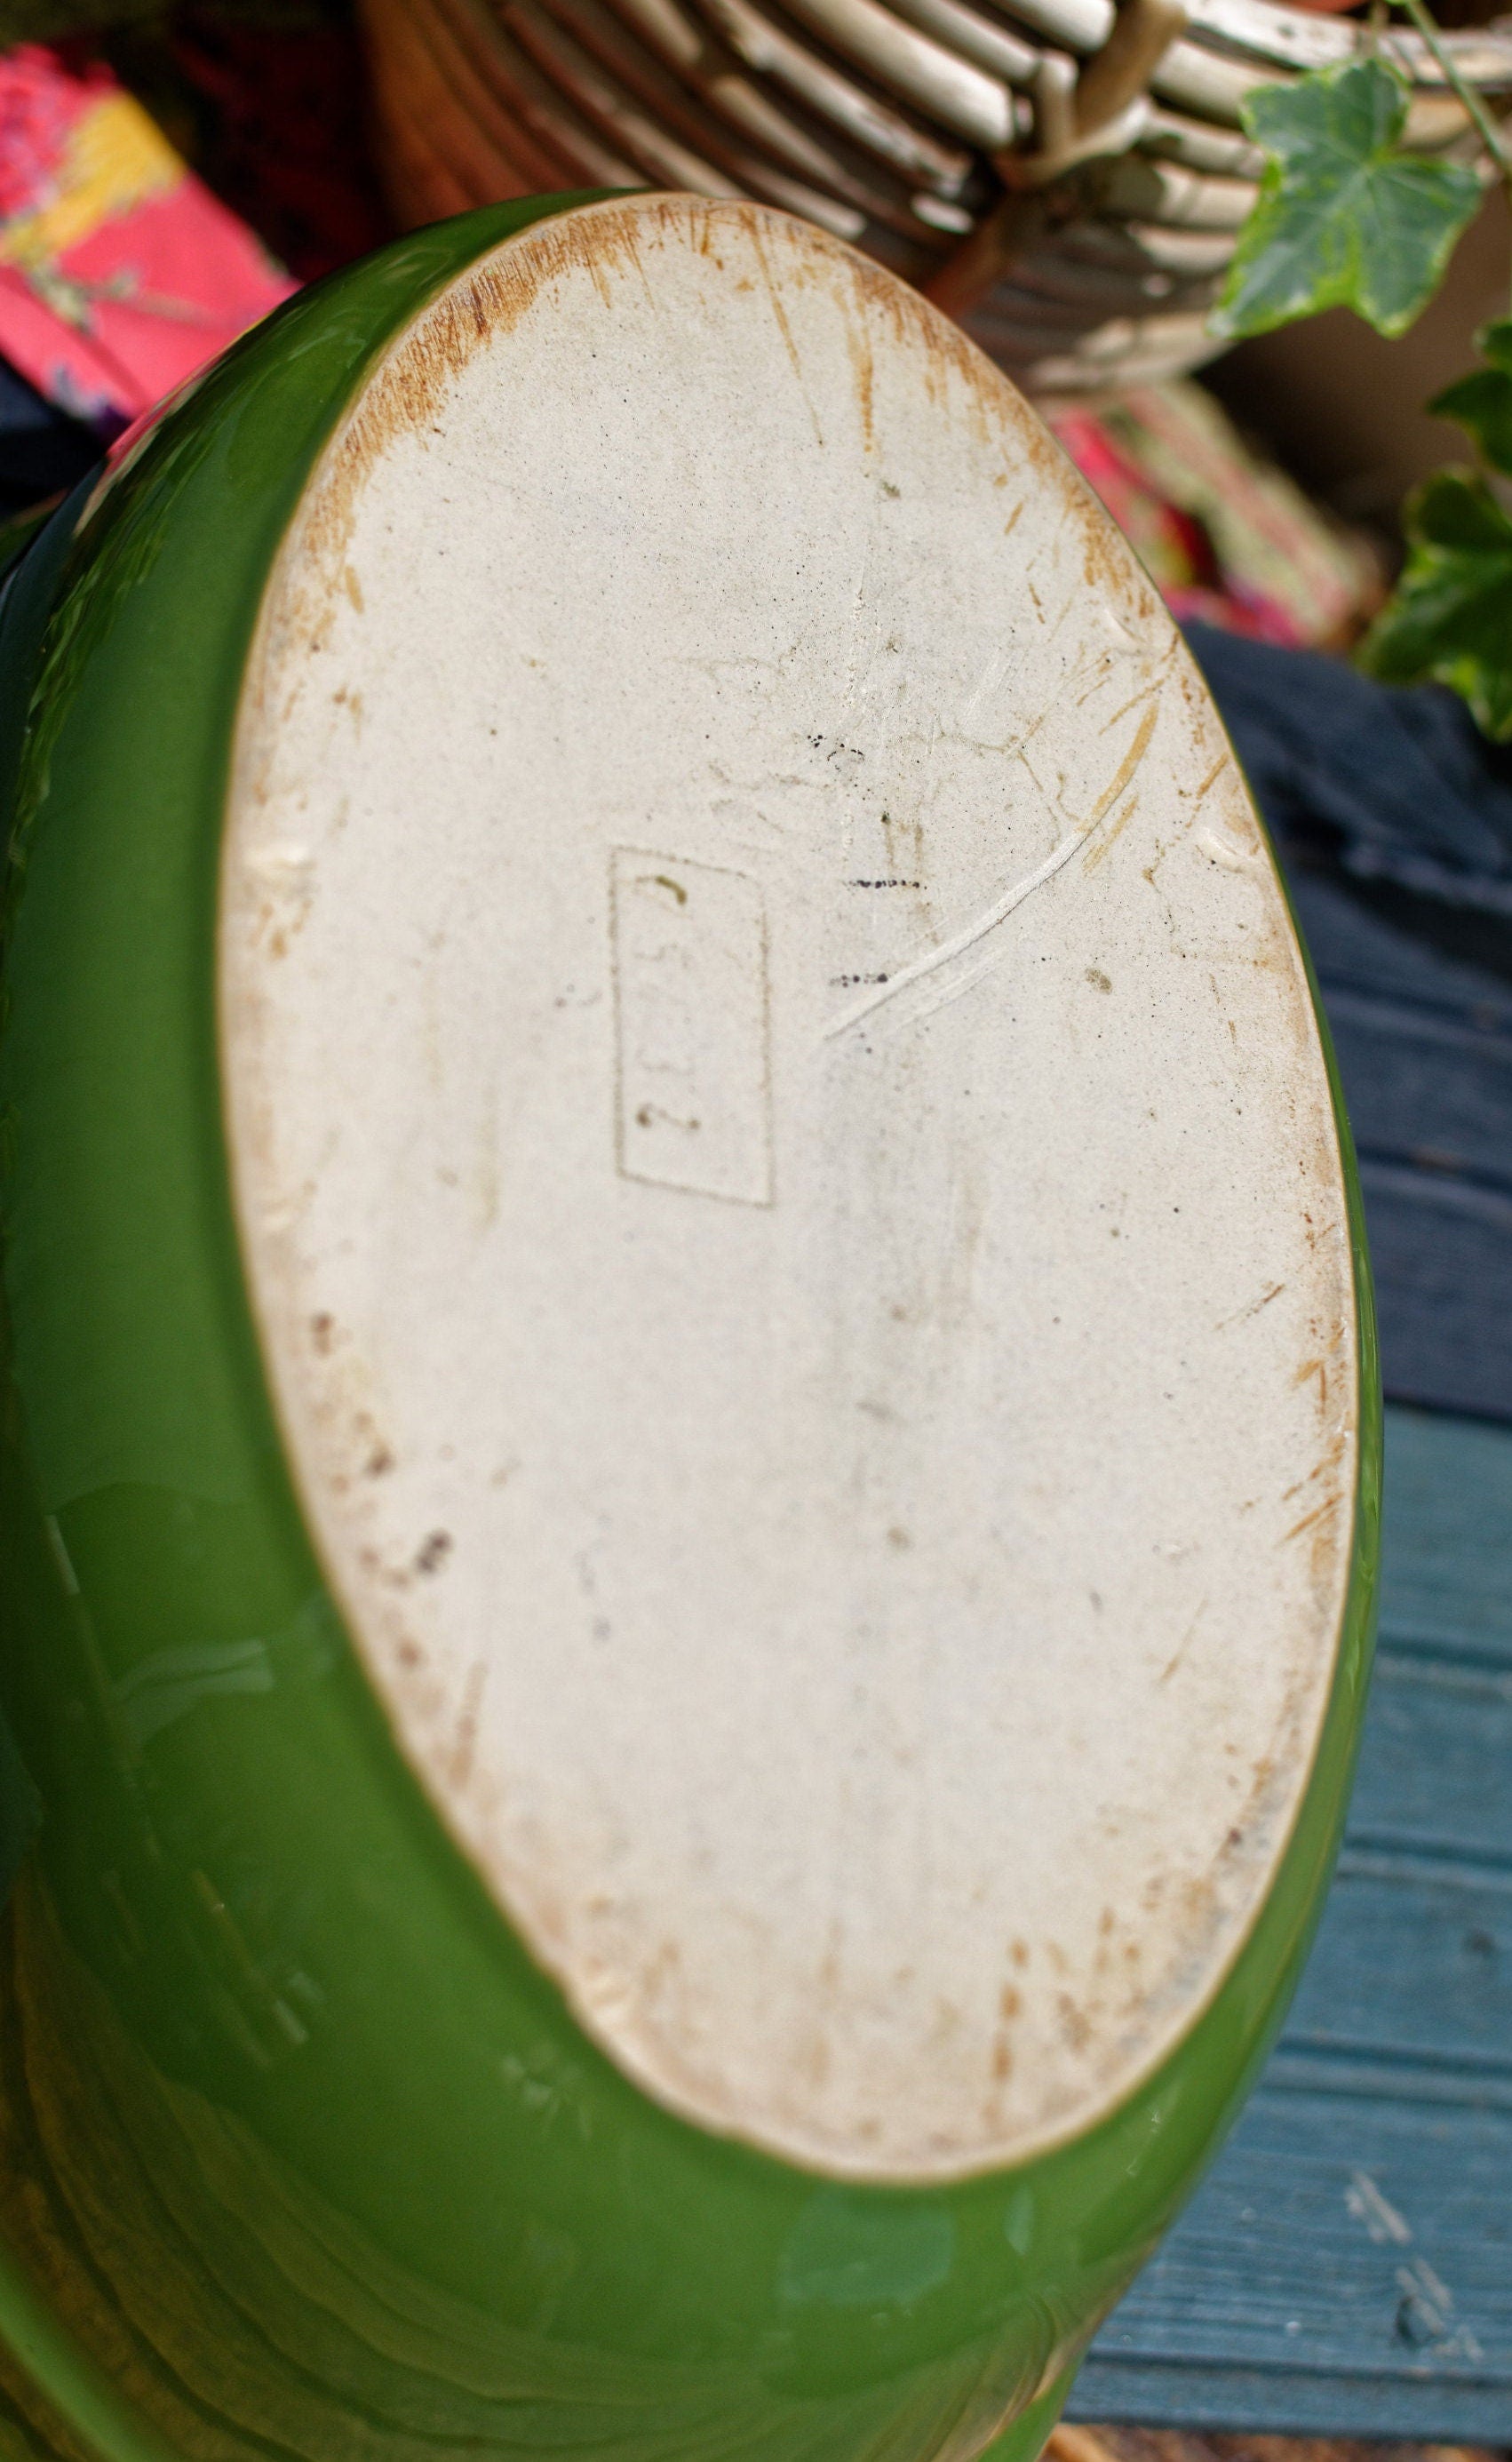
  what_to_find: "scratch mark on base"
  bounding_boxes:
[1217,1280,1285,1330]
[1282,1492,1341,1545]
[824,703,1158,1039]
[1159,1596,1208,1685]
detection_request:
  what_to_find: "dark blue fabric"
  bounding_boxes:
[1186,623,1512,1424]
[0,355,101,518]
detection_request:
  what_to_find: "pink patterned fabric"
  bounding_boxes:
[0,44,294,431]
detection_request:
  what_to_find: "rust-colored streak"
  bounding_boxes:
[1282,1492,1342,1547]
[1190,753,1227,806]
[1080,793,1137,873]
[744,211,825,450]
[848,311,876,458]
[300,195,1000,567]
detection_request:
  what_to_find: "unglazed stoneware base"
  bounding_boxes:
[0,194,1377,2462]
[222,195,1355,2186]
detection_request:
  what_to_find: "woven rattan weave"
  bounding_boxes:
[361,0,1512,387]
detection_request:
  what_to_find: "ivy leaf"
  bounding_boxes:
[1359,467,1512,739]
[1210,56,1483,341]
[1430,318,1512,474]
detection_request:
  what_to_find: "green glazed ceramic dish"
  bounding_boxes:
[0,192,1379,2462]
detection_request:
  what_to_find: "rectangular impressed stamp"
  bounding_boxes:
[610,850,772,1206]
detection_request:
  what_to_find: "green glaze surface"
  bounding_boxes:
[0,197,1381,2462]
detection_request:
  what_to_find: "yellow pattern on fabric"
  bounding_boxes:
[0,94,181,273]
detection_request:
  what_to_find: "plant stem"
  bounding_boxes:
[1397,0,1512,193]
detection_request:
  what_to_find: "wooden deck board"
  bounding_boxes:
[1070,1404,1512,2440]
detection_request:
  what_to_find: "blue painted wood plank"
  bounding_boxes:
[1352,1165,1512,1430]
[1374,1406,1512,1659]
[1071,1405,1512,2439]
[1283,1853,1512,2074]
[1347,1652,1512,1863]
[1084,2084,1512,2377]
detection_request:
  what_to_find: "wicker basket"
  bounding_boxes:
[359,0,1512,388]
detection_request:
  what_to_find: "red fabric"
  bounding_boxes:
[1047,402,1349,649]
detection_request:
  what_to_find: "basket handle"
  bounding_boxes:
[924,0,1188,318]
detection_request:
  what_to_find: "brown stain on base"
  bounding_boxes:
[297,192,1161,645]
[1081,793,1137,874]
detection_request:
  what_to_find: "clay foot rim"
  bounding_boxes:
[220,192,1360,2187]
